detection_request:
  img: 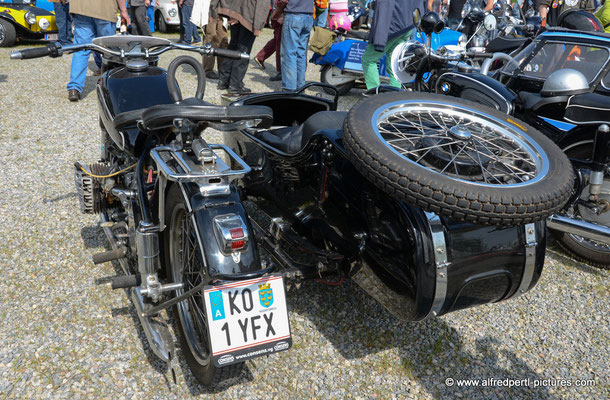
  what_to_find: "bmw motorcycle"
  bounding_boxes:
[12,33,573,387]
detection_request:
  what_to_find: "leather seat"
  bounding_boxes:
[257,111,347,154]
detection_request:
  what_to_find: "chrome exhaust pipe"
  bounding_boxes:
[547,214,610,245]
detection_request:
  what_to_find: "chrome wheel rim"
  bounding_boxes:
[0,24,5,43]
[169,203,211,366]
[372,100,549,187]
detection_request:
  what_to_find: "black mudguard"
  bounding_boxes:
[436,71,517,114]
[177,182,263,279]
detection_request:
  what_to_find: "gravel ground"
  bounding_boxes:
[0,29,609,400]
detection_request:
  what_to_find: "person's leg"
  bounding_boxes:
[315,7,328,27]
[281,13,301,90]
[135,5,152,36]
[215,20,228,71]
[129,7,140,35]
[53,3,68,45]
[361,43,385,89]
[178,5,185,42]
[147,5,155,33]
[219,23,239,87]
[228,23,255,89]
[273,21,282,72]
[384,30,412,88]
[67,15,96,95]
[256,35,276,63]
[181,5,192,43]
[295,14,313,89]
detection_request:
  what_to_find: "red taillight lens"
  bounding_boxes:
[231,240,245,250]
[230,228,244,239]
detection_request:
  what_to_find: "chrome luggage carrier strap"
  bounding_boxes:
[508,223,537,299]
[424,212,450,319]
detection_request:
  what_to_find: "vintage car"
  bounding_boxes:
[0,1,57,46]
[154,0,179,33]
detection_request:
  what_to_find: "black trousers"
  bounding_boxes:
[130,5,151,36]
[219,23,256,89]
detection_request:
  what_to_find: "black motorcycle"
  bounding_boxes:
[12,34,573,387]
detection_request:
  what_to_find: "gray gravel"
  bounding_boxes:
[0,29,609,400]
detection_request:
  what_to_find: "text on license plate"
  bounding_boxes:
[44,33,58,41]
[204,275,291,367]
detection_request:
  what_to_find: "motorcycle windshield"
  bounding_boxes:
[500,40,609,83]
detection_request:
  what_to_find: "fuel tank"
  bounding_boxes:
[97,66,174,156]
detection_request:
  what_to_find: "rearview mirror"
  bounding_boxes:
[412,8,421,30]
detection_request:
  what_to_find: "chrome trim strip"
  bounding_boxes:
[424,211,449,319]
[508,223,537,299]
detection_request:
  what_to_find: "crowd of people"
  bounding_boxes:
[50,0,610,102]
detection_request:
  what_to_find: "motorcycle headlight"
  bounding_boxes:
[25,12,37,25]
[168,8,177,17]
[38,18,50,31]
[461,3,472,19]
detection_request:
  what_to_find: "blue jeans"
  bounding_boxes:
[148,6,155,33]
[281,13,314,91]
[314,6,328,27]
[67,14,115,93]
[181,5,201,44]
[53,2,73,46]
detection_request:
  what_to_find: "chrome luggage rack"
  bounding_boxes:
[151,143,251,231]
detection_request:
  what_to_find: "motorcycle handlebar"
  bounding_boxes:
[211,47,249,60]
[10,43,60,59]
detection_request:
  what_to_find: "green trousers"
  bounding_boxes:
[362,30,413,89]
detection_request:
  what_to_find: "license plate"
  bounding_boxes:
[44,33,58,41]
[204,275,291,367]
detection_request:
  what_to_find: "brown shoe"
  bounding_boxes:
[68,89,81,102]
[254,57,265,70]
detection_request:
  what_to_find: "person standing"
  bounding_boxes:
[281,0,314,91]
[202,0,229,80]
[314,0,329,27]
[148,0,156,32]
[217,0,270,94]
[50,0,73,46]
[254,0,287,81]
[67,0,130,101]
[362,0,421,89]
[180,0,202,44]
[129,0,153,35]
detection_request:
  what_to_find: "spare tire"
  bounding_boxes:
[343,92,574,226]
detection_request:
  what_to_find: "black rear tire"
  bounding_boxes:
[156,12,168,33]
[0,19,17,47]
[343,92,574,226]
[164,184,244,385]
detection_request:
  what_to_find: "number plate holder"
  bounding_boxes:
[204,275,292,367]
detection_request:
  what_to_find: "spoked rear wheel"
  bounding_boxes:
[343,92,574,225]
[165,184,244,385]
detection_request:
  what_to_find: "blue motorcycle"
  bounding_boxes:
[310,28,462,95]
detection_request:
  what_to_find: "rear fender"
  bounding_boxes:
[170,182,263,279]
[436,71,517,114]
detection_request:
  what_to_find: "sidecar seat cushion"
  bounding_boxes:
[257,125,305,154]
[301,111,347,146]
[486,36,528,53]
[565,92,610,125]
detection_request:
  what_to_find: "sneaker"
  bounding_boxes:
[218,81,229,90]
[68,89,81,102]
[269,73,282,82]
[254,58,265,70]
[228,86,252,95]
[206,71,220,80]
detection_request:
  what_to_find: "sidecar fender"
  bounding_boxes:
[436,71,517,114]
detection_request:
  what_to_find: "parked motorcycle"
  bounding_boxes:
[11,31,574,388]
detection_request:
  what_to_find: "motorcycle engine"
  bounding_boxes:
[74,162,114,214]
